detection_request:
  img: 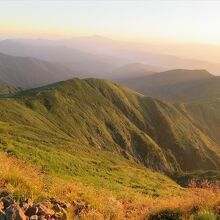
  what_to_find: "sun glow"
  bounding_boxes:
[0,0,220,44]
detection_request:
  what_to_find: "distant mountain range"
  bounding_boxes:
[119,69,217,102]
[0,52,160,89]
[0,39,130,78]
[0,53,75,88]
[110,63,163,80]
[1,37,220,77]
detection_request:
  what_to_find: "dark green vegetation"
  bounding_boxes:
[186,98,220,144]
[148,210,182,220]
[1,77,220,190]
[175,170,220,187]
[119,68,220,163]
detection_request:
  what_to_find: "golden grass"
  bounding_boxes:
[1,152,220,219]
[0,152,46,199]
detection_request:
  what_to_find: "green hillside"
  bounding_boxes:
[0,79,183,196]
[0,78,220,185]
[118,69,220,151]
[173,77,220,102]
[184,98,220,145]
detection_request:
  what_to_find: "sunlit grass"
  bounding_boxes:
[1,152,220,219]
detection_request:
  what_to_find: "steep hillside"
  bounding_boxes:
[119,69,220,160]
[0,53,76,88]
[0,80,183,197]
[0,78,220,177]
[119,69,215,101]
[184,98,220,145]
[171,77,220,102]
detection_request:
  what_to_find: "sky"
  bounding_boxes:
[1,0,220,44]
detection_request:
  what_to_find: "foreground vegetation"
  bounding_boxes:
[1,151,220,219]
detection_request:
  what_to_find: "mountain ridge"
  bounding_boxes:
[1,78,220,175]
[119,69,216,102]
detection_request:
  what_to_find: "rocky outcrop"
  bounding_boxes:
[0,194,71,220]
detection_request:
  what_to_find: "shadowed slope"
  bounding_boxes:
[118,69,220,168]
[184,98,220,145]
[119,69,214,101]
[0,78,220,177]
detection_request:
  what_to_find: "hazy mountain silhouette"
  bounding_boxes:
[1,37,220,76]
[0,39,130,78]
[119,69,216,101]
[0,53,76,88]
[110,63,163,80]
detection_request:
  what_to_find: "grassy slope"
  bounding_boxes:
[0,78,220,182]
[0,79,183,196]
[3,151,220,220]
[119,69,220,165]
[162,77,220,102]
[184,98,220,145]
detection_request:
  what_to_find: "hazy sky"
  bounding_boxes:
[1,0,220,44]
